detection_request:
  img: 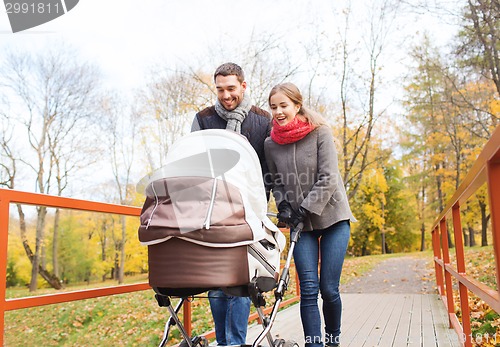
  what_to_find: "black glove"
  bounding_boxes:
[277,200,294,225]
[277,201,307,228]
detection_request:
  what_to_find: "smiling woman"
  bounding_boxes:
[265,81,356,347]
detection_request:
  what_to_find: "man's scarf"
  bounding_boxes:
[215,94,252,133]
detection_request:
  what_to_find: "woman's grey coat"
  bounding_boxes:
[264,125,356,231]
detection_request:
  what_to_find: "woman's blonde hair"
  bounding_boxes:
[268,82,327,127]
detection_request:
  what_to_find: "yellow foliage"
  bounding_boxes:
[489,99,500,116]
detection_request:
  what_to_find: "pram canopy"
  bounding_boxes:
[137,129,285,290]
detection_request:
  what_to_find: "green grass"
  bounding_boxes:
[5,291,166,346]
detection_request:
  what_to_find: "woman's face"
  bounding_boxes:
[269,91,300,126]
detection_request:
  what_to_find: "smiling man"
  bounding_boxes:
[190,62,272,346]
[192,62,272,194]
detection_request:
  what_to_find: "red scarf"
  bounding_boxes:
[270,117,315,145]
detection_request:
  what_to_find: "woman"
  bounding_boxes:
[264,82,356,347]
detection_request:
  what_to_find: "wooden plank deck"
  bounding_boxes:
[245,294,461,347]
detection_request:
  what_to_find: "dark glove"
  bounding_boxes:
[277,201,307,228]
[277,200,294,225]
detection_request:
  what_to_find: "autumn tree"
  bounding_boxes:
[0,45,101,291]
[402,36,454,246]
[457,0,500,96]
[0,113,16,190]
[324,0,403,201]
[382,163,420,253]
[403,32,498,248]
[136,68,207,172]
[95,94,142,284]
[349,167,388,256]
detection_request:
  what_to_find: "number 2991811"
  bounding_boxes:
[5,2,62,14]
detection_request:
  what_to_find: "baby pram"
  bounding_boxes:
[137,129,301,347]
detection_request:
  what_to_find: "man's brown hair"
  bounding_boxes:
[214,62,245,83]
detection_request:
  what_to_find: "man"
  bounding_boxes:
[191,62,271,346]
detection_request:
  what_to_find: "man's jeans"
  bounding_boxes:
[293,220,350,347]
[208,289,251,346]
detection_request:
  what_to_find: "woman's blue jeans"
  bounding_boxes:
[293,220,350,347]
[208,289,251,346]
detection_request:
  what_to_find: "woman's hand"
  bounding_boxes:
[277,201,307,228]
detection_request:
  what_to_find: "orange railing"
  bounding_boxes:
[0,188,299,345]
[431,125,500,347]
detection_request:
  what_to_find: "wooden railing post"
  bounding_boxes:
[439,217,455,328]
[452,204,472,347]
[184,300,192,337]
[487,158,500,294]
[432,226,445,296]
[0,192,10,346]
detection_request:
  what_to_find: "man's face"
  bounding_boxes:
[215,75,247,111]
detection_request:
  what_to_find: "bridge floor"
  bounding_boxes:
[245,293,460,347]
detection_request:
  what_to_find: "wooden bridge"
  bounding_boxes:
[244,254,461,347]
[246,293,460,346]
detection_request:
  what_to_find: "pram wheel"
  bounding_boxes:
[179,336,208,347]
[271,339,298,347]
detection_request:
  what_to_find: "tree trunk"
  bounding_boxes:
[463,227,469,247]
[113,251,119,280]
[385,242,391,254]
[420,183,426,252]
[52,208,60,278]
[479,200,490,246]
[16,204,63,290]
[361,244,367,256]
[29,206,46,291]
[420,222,426,251]
[468,225,476,247]
[381,232,386,254]
[118,215,126,284]
[101,220,108,282]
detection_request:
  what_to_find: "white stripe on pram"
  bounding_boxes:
[203,178,217,230]
[145,182,160,230]
[139,235,260,247]
[248,243,276,275]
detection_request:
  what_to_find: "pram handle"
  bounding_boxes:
[275,222,302,297]
[290,222,303,242]
[251,222,303,347]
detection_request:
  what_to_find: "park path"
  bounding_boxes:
[340,255,437,294]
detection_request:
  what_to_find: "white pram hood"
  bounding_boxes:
[137,129,285,251]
